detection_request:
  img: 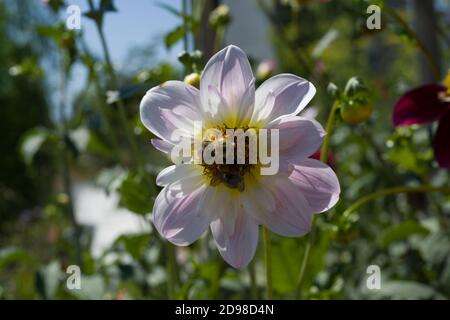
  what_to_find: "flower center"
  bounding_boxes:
[201,126,258,192]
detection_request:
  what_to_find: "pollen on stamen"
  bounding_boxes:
[201,126,258,192]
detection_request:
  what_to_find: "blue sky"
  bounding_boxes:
[70,0,183,64]
[52,0,185,119]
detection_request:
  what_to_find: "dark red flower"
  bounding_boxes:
[393,84,450,168]
[310,149,336,170]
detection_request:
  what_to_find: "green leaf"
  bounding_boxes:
[368,281,442,299]
[419,231,450,267]
[35,261,62,299]
[20,127,51,165]
[70,275,105,300]
[114,234,150,260]
[385,146,426,175]
[118,171,155,215]
[0,247,31,270]
[100,0,117,12]
[96,166,128,193]
[155,2,183,17]
[84,0,117,26]
[69,127,112,158]
[165,25,185,49]
[272,239,302,293]
[381,220,430,248]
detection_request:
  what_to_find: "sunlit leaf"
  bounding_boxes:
[0,247,31,270]
[35,261,62,299]
[20,127,51,165]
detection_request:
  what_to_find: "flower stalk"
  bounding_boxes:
[58,49,83,268]
[297,99,340,298]
[342,185,450,217]
[263,226,273,300]
[86,0,143,169]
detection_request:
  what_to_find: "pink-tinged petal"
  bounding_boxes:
[151,139,174,154]
[434,112,450,168]
[210,212,258,269]
[200,45,255,127]
[156,165,202,187]
[140,81,202,143]
[393,84,448,127]
[153,183,209,246]
[244,178,311,237]
[252,74,316,125]
[199,184,239,228]
[288,158,340,213]
[269,116,325,161]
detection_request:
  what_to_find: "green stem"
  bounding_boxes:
[182,0,189,52]
[58,50,83,268]
[296,100,340,298]
[342,185,450,217]
[80,40,121,161]
[166,243,179,299]
[320,100,340,163]
[249,259,258,299]
[86,0,143,168]
[263,226,273,300]
[384,5,440,80]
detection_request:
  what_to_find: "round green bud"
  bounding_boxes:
[209,4,231,29]
[340,99,373,125]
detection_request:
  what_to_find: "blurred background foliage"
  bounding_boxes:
[0,0,449,300]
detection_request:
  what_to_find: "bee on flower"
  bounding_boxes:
[140,45,340,269]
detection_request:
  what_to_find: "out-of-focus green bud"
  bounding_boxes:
[209,4,231,29]
[178,51,191,66]
[56,193,69,205]
[256,60,275,82]
[340,98,373,125]
[340,77,373,125]
[184,73,201,88]
[344,77,367,98]
[327,82,340,98]
[178,50,204,73]
[190,50,203,63]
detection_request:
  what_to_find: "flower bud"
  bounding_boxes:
[184,72,201,88]
[340,99,373,125]
[327,82,340,98]
[256,60,275,82]
[344,77,367,98]
[340,77,373,125]
[209,4,231,29]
